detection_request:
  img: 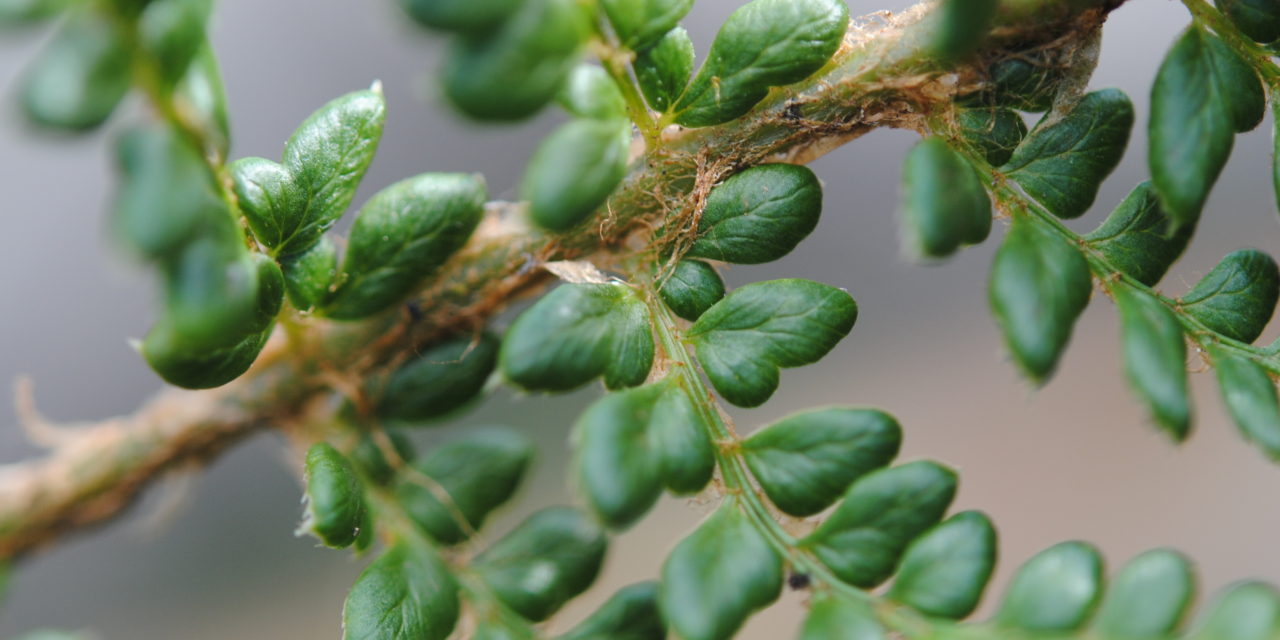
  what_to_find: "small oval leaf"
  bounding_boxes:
[658,259,725,321]
[300,442,365,548]
[343,543,460,640]
[1180,249,1280,344]
[688,163,823,265]
[996,541,1104,632]
[887,511,997,620]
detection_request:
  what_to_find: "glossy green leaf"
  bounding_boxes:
[1094,549,1195,638]
[802,461,957,587]
[325,173,485,319]
[1150,26,1264,228]
[1218,0,1280,43]
[1003,89,1134,220]
[558,65,627,121]
[443,0,591,121]
[887,511,997,619]
[1211,345,1280,460]
[343,543,460,640]
[996,541,1104,632]
[141,321,271,389]
[500,283,654,392]
[659,259,725,321]
[1113,286,1190,440]
[279,89,386,255]
[671,0,848,127]
[601,0,692,50]
[989,215,1092,382]
[161,235,262,349]
[660,501,783,640]
[523,119,631,232]
[299,443,365,548]
[376,333,498,423]
[399,0,520,33]
[112,124,225,261]
[926,0,996,60]
[956,106,1027,167]
[634,27,694,113]
[572,384,665,528]
[473,507,607,622]
[689,279,857,407]
[900,137,991,259]
[1180,249,1280,344]
[138,0,211,87]
[1189,582,1280,640]
[20,9,131,130]
[558,582,665,640]
[647,376,716,494]
[689,164,823,264]
[800,593,888,640]
[396,428,533,545]
[230,157,305,252]
[349,430,416,486]
[280,236,337,312]
[1084,181,1194,287]
[742,407,901,517]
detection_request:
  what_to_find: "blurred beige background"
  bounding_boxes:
[1,0,1279,637]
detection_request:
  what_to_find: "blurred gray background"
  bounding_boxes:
[1,0,1278,637]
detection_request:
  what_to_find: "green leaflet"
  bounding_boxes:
[1218,0,1280,43]
[741,407,901,517]
[177,44,231,159]
[558,582,665,640]
[801,461,957,588]
[112,124,225,261]
[1210,346,1280,460]
[299,443,365,548]
[670,0,848,128]
[658,259,725,321]
[141,321,271,389]
[1084,181,1194,287]
[138,0,211,87]
[230,157,306,252]
[634,27,694,113]
[523,118,631,232]
[925,0,996,61]
[443,0,591,121]
[986,57,1062,113]
[161,234,263,350]
[343,543,460,640]
[799,593,888,640]
[325,173,486,319]
[1113,286,1191,440]
[399,0,520,33]
[278,89,386,255]
[1002,89,1134,220]
[558,65,627,121]
[1179,249,1280,344]
[660,501,783,640]
[280,236,337,312]
[887,511,997,620]
[375,333,498,424]
[1149,26,1264,228]
[601,0,692,51]
[20,9,131,131]
[648,376,716,494]
[349,430,416,486]
[473,507,607,622]
[689,164,824,264]
[989,215,1092,382]
[996,541,1104,632]
[688,279,857,408]
[900,137,992,259]
[1094,549,1196,638]
[396,428,533,545]
[956,106,1027,167]
[572,384,665,528]
[1188,582,1280,640]
[500,283,655,392]
[573,379,714,526]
